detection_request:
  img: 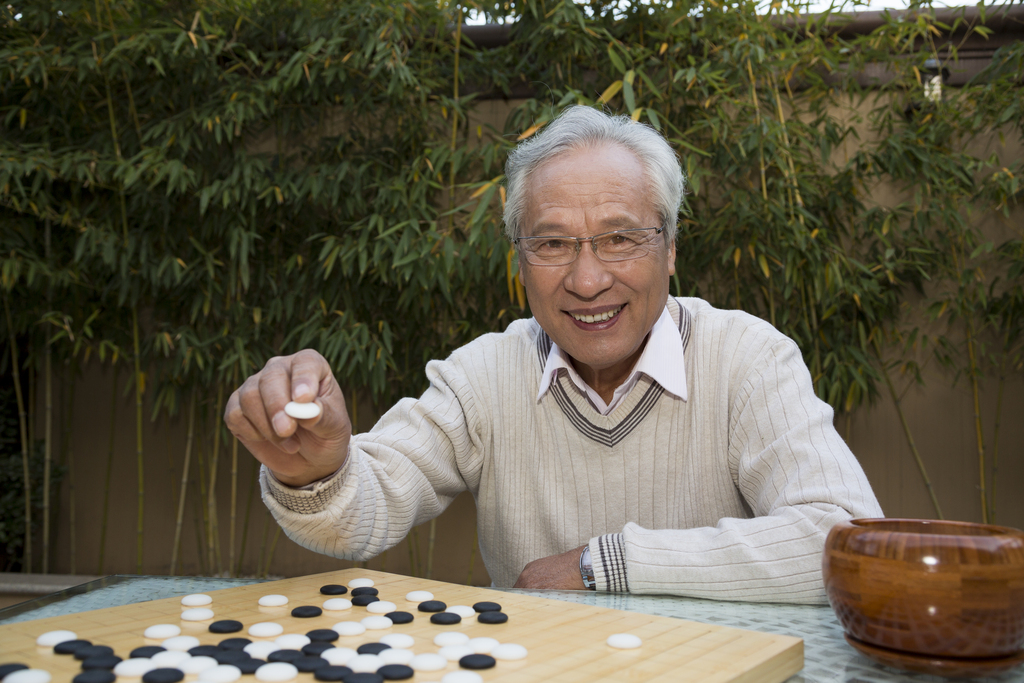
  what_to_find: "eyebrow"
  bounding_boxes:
[528,216,643,235]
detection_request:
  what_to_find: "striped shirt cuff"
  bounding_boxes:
[591,533,629,593]
[262,463,346,515]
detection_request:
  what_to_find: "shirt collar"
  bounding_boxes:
[536,305,688,406]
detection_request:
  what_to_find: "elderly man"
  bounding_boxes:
[225,105,882,603]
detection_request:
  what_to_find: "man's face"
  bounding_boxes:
[518,143,676,388]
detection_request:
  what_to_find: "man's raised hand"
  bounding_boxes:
[224,349,352,487]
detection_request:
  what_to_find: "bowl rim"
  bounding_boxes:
[847,517,1024,538]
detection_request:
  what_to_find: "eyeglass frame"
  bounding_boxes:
[513,227,666,266]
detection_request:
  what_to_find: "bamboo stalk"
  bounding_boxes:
[874,340,944,518]
[62,367,77,574]
[3,292,32,573]
[426,518,437,580]
[171,390,197,576]
[208,383,225,574]
[132,306,144,573]
[43,220,52,574]
[446,3,463,234]
[263,527,282,579]
[991,373,1005,524]
[97,364,119,575]
[964,316,988,524]
[230,367,239,577]
[235,455,259,577]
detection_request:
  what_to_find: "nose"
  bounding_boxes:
[563,242,614,299]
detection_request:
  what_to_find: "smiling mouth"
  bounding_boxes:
[570,306,622,324]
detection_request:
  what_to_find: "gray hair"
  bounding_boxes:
[503,105,686,243]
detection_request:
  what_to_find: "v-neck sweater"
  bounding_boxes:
[262,296,883,603]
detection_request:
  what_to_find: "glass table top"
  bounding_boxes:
[2,576,1022,682]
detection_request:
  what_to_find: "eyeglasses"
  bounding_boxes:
[514,227,665,266]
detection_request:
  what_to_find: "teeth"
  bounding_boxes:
[572,307,621,323]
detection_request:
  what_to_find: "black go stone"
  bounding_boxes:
[189,645,222,658]
[0,664,29,679]
[302,642,334,656]
[293,656,329,673]
[477,610,509,624]
[341,674,383,683]
[55,640,92,655]
[350,595,378,607]
[267,649,304,663]
[219,638,252,650]
[417,600,446,613]
[291,605,323,618]
[378,664,414,680]
[305,629,339,642]
[459,654,497,670]
[214,649,251,664]
[319,584,348,596]
[130,646,166,658]
[142,668,186,683]
[430,612,461,625]
[209,620,244,634]
[75,645,114,661]
[472,601,502,613]
[80,655,122,670]
[356,643,390,655]
[349,587,378,597]
[236,658,264,674]
[72,670,116,683]
[384,611,413,625]
[313,666,351,682]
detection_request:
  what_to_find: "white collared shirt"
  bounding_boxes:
[536,306,687,415]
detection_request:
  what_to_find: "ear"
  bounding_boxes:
[666,240,676,277]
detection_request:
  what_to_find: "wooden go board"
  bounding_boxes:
[0,569,803,682]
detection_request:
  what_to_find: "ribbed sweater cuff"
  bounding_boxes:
[591,534,629,592]
[263,461,347,514]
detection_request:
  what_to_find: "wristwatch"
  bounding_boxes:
[579,546,596,590]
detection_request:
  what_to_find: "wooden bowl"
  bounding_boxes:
[823,518,1024,658]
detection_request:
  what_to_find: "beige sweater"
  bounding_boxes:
[262,297,883,603]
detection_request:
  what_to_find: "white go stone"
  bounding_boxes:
[433,632,469,647]
[114,658,157,676]
[181,607,215,621]
[258,594,289,607]
[151,650,191,667]
[442,672,483,683]
[320,647,357,666]
[404,590,433,602]
[254,662,298,682]
[181,593,213,606]
[198,664,242,683]
[379,634,415,649]
[35,630,76,647]
[5,670,51,683]
[467,637,499,654]
[438,645,474,662]
[365,600,397,614]
[347,654,383,673]
[347,578,374,589]
[606,633,642,649]
[409,653,447,672]
[143,624,180,639]
[248,622,284,638]
[447,605,476,619]
[360,615,392,630]
[322,598,352,611]
[243,642,280,659]
[490,643,528,661]
[377,648,415,666]
[163,635,201,651]
[284,401,321,419]
[274,634,310,649]
[180,656,219,674]
[332,621,366,636]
